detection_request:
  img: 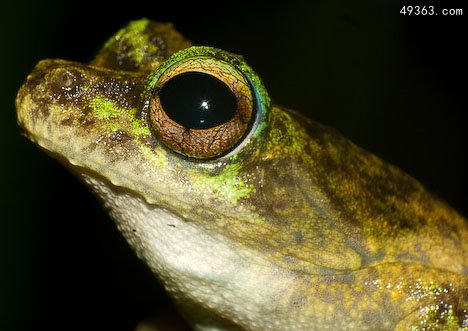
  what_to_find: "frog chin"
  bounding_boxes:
[78,172,299,330]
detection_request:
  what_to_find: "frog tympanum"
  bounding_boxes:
[16,19,467,330]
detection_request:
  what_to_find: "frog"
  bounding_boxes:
[15,19,467,331]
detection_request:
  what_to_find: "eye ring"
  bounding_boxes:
[147,46,269,160]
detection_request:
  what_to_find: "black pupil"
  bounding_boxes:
[159,72,238,129]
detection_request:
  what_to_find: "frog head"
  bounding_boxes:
[16,19,467,330]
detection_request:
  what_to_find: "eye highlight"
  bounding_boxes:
[159,72,237,130]
[148,47,262,159]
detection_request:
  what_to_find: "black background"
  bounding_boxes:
[1,1,466,330]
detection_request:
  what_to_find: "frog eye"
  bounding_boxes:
[148,47,262,159]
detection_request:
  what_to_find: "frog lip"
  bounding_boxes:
[17,125,468,282]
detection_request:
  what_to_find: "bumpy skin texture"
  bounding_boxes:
[16,19,468,330]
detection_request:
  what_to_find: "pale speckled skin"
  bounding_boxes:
[16,19,468,330]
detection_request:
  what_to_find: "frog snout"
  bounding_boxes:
[16,59,85,135]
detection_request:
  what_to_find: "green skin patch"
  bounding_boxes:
[90,96,122,119]
[89,96,151,136]
[191,163,256,203]
[15,19,467,330]
[263,107,309,158]
[104,19,153,64]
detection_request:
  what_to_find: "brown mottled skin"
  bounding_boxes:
[16,20,467,330]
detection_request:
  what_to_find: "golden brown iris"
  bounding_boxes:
[149,57,254,159]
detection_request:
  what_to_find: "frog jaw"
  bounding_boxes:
[80,171,301,330]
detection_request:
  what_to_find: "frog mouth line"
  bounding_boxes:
[29,133,173,205]
[23,133,468,277]
[38,135,468,282]
[24,132,249,230]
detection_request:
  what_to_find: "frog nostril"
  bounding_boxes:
[57,69,76,88]
[24,67,47,91]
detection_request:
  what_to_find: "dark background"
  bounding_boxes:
[1,1,466,330]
